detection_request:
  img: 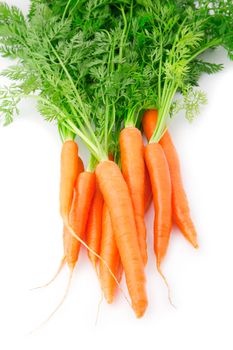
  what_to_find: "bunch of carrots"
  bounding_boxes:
[59,108,197,318]
[0,0,233,319]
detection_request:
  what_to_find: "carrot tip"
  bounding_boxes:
[28,267,74,334]
[189,238,199,249]
[105,296,114,304]
[181,230,199,249]
[133,300,148,318]
[157,264,176,309]
[30,256,66,291]
[95,292,104,326]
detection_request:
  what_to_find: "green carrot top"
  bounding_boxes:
[0,0,232,154]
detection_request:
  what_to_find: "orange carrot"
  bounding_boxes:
[145,143,172,267]
[120,127,147,264]
[59,156,85,273]
[64,171,96,270]
[35,164,96,325]
[61,157,85,271]
[142,109,198,248]
[60,140,79,222]
[86,154,115,268]
[32,156,87,328]
[99,203,121,303]
[142,109,159,141]
[32,156,84,290]
[96,160,147,318]
[86,180,104,268]
[144,157,153,212]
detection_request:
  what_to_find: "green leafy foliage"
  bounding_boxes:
[0,0,232,156]
[170,87,207,122]
[186,59,223,86]
[131,0,233,141]
[0,1,139,161]
[0,84,22,125]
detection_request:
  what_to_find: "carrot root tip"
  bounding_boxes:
[188,237,199,249]
[133,300,148,318]
[30,267,74,333]
[95,292,104,326]
[29,256,66,291]
[157,264,176,309]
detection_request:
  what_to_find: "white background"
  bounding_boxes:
[0,1,233,349]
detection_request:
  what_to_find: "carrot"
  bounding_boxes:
[41,169,96,324]
[60,140,79,222]
[142,109,198,248]
[96,160,147,318]
[61,157,84,272]
[120,127,147,264]
[31,160,96,325]
[99,203,121,303]
[86,154,115,268]
[64,170,96,270]
[86,180,104,268]
[142,109,159,141]
[63,157,84,261]
[32,155,84,290]
[145,143,172,268]
[144,157,153,212]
